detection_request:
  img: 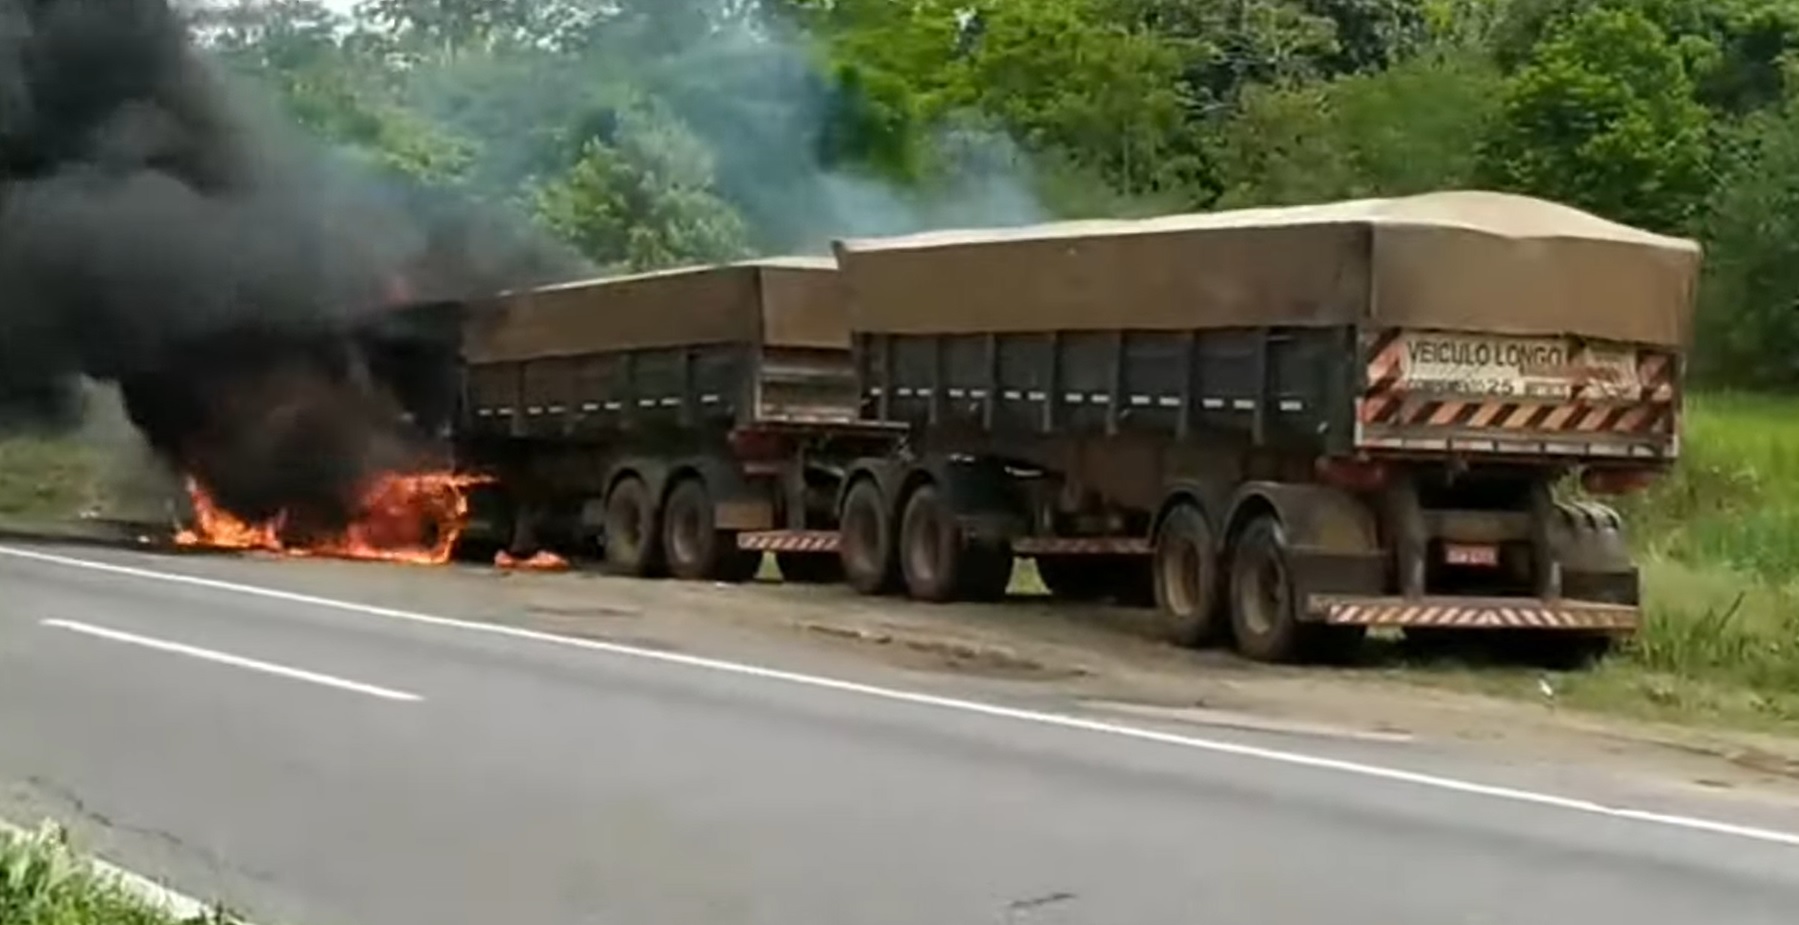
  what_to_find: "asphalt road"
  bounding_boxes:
[2,542,1799,925]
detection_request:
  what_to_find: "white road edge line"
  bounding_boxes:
[6,544,1799,850]
[1,816,221,922]
[42,618,423,703]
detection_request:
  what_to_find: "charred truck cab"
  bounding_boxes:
[829,191,1695,663]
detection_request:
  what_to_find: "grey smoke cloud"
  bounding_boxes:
[395,0,1051,258]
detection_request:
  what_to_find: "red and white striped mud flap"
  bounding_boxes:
[1306,595,1640,632]
[737,530,840,553]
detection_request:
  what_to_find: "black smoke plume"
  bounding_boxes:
[0,0,581,529]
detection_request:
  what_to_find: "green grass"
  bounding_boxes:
[1616,392,1799,580]
[0,436,103,520]
[1561,394,1799,727]
[0,821,236,925]
[1395,392,1799,732]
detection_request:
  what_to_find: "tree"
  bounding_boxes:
[1493,0,1799,115]
[804,0,1195,195]
[1211,45,1501,206]
[1106,0,1339,109]
[1479,5,1713,232]
[1693,100,1799,387]
[530,104,750,272]
[1301,0,1430,74]
[192,0,477,189]
[189,0,347,73]
[354,0,575,58]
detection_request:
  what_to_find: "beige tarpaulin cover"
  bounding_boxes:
[463,257,844,363]
[833,191,1702,347]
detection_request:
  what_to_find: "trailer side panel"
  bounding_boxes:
[858,327,1356,454]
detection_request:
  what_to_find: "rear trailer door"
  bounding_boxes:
[1354,329,1678,461]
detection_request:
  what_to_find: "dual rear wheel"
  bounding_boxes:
[602,475,760,582]
[839,479,1010,603]
[1150,505,1362,663]
[898,484,1012,603]
[1225,516,1364,663]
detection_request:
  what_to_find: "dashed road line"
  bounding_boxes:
[43,618,423,703]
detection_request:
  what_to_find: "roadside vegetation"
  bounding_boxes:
[0,821,236,925]
[0,437,103,521]
[1408,394,1799,731]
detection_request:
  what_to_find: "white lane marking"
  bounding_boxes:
[5,545,1799,849]
[42,618,423,703]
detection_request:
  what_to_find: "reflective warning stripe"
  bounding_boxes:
[1637,352,1676,401]
[1366,329,1404,393]
[1357,398,1672,435]
[737,531,840,553]
[1309,596,1638,631]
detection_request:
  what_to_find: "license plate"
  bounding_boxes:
[1443,543,1500,567]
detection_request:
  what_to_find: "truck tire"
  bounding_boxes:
[777,552,843,584]
[1152,504,1224,646]
[840,478,900,595]
[1228,516,1363,663]
[1522,503,1629,668]
[604,476,665,577]
[899,483,1011,603]
[662,478,760,583]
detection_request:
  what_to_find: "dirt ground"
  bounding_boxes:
[60,532,1799,809]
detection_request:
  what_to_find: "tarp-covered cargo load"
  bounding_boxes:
[463,257,844,363]
[833,191,1701,348]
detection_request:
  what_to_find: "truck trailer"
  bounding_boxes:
[824,190,1696,662]
[411,257,904,584]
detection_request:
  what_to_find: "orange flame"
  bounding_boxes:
[495,550,570,572]
[174,471,491,566]
[173,479,283,551]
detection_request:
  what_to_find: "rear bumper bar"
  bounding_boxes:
[1306,594,1638,632]
[739,530,839,553]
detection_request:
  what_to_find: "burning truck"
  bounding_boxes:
[244,189,1697,665]
[0,0,585,566]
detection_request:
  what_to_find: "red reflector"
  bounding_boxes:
[1315,458,1389,492]
[727,429,787,460]
[1443,543,1500,567]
